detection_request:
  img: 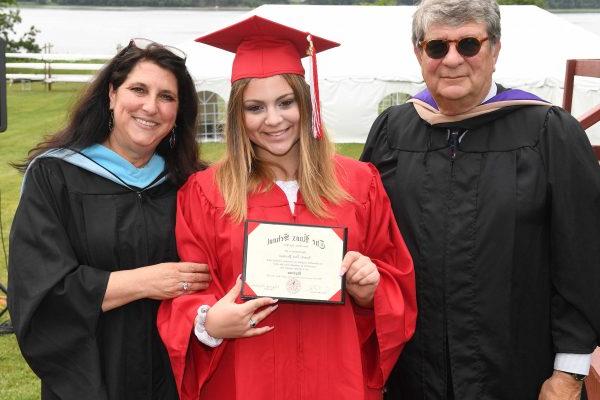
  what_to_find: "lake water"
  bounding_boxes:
[13,6,600,55]
[15,7,247,54]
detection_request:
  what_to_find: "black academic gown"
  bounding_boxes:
[8,155,179,400]
[361,103,600,399]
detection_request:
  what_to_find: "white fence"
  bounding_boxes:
[6,53,112,86]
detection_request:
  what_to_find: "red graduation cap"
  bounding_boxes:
[196,15,339,140]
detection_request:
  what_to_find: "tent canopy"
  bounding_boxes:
[181,5,600,143]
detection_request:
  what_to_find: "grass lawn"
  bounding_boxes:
[0,81,365,399]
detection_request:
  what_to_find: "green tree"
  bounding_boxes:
[497,0,548,7]
[0,0,40,52]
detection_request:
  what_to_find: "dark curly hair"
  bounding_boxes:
[16,41,206,186]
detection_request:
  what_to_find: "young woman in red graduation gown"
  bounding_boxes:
[157,16,417,400]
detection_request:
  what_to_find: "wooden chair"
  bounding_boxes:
[562,59,600,160]
[585,351,600,400]
[562,58,600,400]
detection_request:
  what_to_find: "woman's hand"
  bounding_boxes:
[205,277,278,339]
[140,262,211,300]
[340,251,380,308]
[102,262,211,311]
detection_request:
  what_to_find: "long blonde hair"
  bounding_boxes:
[216,74,350,222]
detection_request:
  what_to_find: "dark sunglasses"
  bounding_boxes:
[128,38,187,61]
[419,37,489,59]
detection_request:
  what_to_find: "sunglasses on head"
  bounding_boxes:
[128,38,187,61]
[419,37,489,59]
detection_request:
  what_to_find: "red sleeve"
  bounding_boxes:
[157,174,228,400]
[357,164,417,388]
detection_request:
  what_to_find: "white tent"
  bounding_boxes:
[180,5,600,143]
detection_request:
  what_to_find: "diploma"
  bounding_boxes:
[241,220,347,303]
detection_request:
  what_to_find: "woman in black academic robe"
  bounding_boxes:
[8,40,210,400]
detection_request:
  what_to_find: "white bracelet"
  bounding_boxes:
[194,304,223,348]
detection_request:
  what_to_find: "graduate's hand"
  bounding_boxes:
[538,370,583,400]
[141,262,211,300]
[340,251,380,308]
[205,276,278,339]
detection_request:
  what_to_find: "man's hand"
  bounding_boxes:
[538,370,583,400]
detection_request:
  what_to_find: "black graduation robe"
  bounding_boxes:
[8,152,179,400]
[361,100,600,399]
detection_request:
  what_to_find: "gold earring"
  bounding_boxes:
[169,127,176,149]
[108,109,114,132]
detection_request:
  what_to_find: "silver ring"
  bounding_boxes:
[249,317,257,328]
[181,281,190,291]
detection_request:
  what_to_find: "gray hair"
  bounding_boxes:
[412,0,501,46]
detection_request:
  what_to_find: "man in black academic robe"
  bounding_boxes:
[361,0,600,399]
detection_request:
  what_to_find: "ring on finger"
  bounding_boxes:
[249,317,257,328]
[181,281,190,292]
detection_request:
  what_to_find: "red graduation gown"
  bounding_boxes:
[157,156,417,400]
